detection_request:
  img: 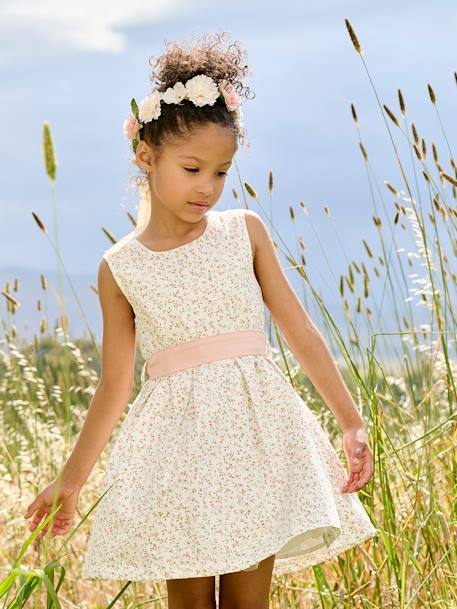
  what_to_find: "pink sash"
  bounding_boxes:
[141,329,272,382]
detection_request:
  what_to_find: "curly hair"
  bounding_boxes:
[140,30,254,153]
[130,30,254,233]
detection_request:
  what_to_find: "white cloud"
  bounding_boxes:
[0,0,186,53]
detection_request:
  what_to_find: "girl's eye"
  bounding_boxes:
[184,168,228,177]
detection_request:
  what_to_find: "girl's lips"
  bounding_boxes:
[188,202,209,212]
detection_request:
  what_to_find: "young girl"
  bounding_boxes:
[24,31,377,609]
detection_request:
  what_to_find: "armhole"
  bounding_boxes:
[101,250,132,307]
[102,251,115,279]
[236,209,255,264]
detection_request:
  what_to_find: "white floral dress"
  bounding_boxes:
[81,208,377,582]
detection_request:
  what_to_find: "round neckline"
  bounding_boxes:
[132,210,214,254]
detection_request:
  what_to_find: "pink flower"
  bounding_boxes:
[123,114,140,139]
[218,80,241,111]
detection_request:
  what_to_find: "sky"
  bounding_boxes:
[0,0,456,343]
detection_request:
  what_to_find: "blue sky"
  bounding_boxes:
[1,0,456,341]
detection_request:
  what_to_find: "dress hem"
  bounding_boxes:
[81,521,378,582]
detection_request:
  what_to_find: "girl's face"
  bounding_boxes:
[138,122,238,220]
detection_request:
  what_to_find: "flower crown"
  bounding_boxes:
[123,74,243,152]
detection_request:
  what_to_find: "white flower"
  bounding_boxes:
[162,82,187,104]
[184,74,220,107]
[138,90,162,123]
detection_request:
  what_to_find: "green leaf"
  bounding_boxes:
[131,98,139,118]
[13,502,64,568]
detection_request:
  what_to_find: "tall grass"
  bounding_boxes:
[1,17,456,608]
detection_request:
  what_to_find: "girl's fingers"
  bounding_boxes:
[24,498,42,519]
[350,474,359,487]
[33,517,70,539]
[346,471,360,485]
[341,469,373,493]
[341,465,372,492]
[52,525,68,537]
[358,459,372,479]
[30,510,45,527]
[29,508,48,531]
[38,524,51,538]
[40,526,62,539]
[340,441,373,492]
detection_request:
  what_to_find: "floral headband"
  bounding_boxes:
[123,73,243,152]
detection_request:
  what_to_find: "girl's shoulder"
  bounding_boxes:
[217,207,250,233]
[102,230,137,263]
[213,207,246,227]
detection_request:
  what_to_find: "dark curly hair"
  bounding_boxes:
[137,30,254,155]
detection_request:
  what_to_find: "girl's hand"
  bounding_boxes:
[23,479,81,539]
[340,425,374,494]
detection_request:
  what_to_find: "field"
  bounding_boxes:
[1,19,456,609]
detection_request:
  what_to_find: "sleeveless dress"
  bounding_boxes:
[81,208,377,582]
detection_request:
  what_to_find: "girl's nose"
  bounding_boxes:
[197,190,214,199]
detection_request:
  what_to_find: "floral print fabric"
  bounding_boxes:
[81,208,377,581]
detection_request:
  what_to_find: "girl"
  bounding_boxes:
[24,31,377,609]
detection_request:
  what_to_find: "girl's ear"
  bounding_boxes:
[135,140,155,173]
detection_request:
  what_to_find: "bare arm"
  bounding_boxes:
[56,257,137,489]
[245,210,365,433]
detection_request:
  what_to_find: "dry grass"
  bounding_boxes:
[1,17,457,609]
